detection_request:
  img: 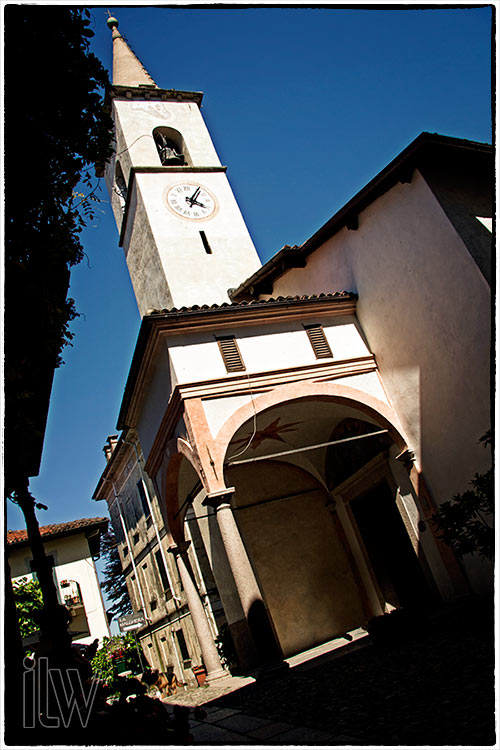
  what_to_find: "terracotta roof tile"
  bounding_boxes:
[7,517,108,546]
[147,291,356,317]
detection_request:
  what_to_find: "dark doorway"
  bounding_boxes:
[350,481,431,610]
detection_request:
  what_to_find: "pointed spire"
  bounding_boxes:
[107,15,157,87]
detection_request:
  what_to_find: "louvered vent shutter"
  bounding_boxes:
[304,324,333,359]
[217,336,245,372]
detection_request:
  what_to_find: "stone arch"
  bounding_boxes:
[163,441,205,544]
[212,381,409,481]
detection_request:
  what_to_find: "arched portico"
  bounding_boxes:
[207,388,444,659]
[161,443,281,672]
[157,382,465,669]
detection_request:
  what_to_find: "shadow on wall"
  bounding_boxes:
[247,599,282,664]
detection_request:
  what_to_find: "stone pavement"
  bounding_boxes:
[163,608,495,746]
[187,703,357,745]
[165,628,372,745]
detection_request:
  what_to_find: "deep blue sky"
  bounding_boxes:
[7,4,492,539]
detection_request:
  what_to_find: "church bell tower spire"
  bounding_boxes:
[107,16,157,87]
[104,16,261,316]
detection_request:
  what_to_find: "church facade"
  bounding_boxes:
[94,17,492,681]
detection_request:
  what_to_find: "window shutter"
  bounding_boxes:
[304,324,333,359]
[216,336,245,372]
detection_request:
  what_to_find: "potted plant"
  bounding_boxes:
[192,664,207,686]
[91,634,144,694]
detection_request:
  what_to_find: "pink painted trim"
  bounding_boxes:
[211,381,408,482]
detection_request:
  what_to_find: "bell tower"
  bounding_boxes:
[105,17,261,315]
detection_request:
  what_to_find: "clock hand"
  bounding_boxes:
[186,187,201,206]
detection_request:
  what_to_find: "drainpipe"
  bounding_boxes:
[103,478,148,619]
[122,439,180,602]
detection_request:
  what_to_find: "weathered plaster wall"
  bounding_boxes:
[136,338,173,460]
[133,170,260,309]
[226,461,367,656]
[123,182,173,315]
[269,172,491,516]
[113,99,222,168]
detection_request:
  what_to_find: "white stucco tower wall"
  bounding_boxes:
[105,17,261,315]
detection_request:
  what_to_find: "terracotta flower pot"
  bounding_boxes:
[192,665,207,686]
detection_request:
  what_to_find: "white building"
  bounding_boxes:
[95,17,492,679]
[8,517,111,646]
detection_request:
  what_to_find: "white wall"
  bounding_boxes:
[269,171,491,512]
[134,313,374,457]
[10,533,110,645]
[107,96,261,314]
[168,315,371,383]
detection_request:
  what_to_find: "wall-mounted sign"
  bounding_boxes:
[117,611,146,632]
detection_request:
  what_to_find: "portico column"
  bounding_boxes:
[168,541,226,683]
[203,488,285,668]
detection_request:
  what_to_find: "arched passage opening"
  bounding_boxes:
[220,395,435,658]
[326,418,434,612]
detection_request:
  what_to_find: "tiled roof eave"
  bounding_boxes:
[145,291,358,321]
[7,517,108,548]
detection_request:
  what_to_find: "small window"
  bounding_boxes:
[199,231,213,254]
[133,533,140,545]
[123,546,129,557]
[137,479,151,519]
[142,562,148,570]
[155,550,172,596]
[216,336,245,372]
[175,629,190,662]
[304,324,333,359]
[150,600,157,611]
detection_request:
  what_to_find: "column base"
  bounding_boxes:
[205,666,229,684]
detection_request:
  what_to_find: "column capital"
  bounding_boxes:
[202,487,235,510]
[396,448,416,472]
[167,540,191,556]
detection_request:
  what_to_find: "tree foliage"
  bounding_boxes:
[432,432,494,560]
[100,530,133,618]
[12,577,44,638]
[4,7,114,494]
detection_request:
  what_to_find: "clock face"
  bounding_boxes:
[166,183,217,220]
